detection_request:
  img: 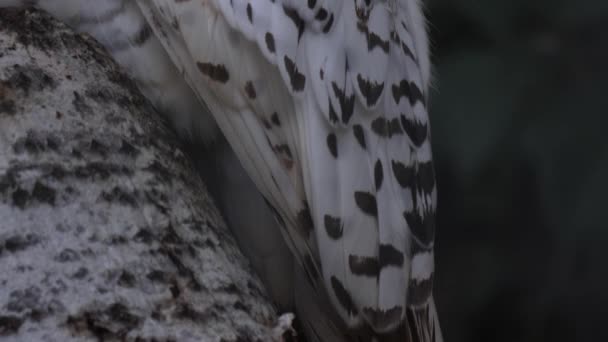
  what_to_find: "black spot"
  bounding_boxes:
[324,215,343,239]
[271,112,281,126]
[348,255,379,276]
[392,80,425,106]
[357,74,384,107]
[197,62,229,83]
[401,115,428,147]
[331,82,355,124]
[283,6,305,40]
[284,56,306,91]
[362,306,403,332]
[315,8,328,21]
[297,206,314,236]
[374,160,383,190]
[330,276,357,316]
[308,0,316,9]
[246,3,253,23]
[354,191,377,217]
[326,133,337,158]
[244,81,256,99]
[371,117,388,137]
[353,124,366,149]
[391,160,414,189]
[378,244,404,268]
[265,32,275,53]
[320,68,324,80]
[322,13,334,33]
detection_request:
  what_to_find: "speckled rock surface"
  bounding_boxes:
[0,8,276,342]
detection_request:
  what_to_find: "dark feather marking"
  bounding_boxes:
[354,191,377,217]
[348,255,379,276]
[331,276,357,315]
[283,5,305,41]
[392,80,425,106]
[374,160,383,190]
[322,13,334,33]
[328,100,338,124]
[271,112,281,126]
[244,81,256,99]
[378,244,404,267]
[331,82,355,124]
[326,133,338,158]
[246,3,252,23]
[401,42,417,62]
[353,124,366,149]
[357,74,384,107]
[197,62,229,83]
[284,56,306,91]
[371,117,388,137]
[401,115,428,146]
[417,161,436,194]
[315,8,328,21]
[297,205,314,237]
[265,32,275,53]
[324,215,343,239]
[275,144,293,159]
[391,160,414,189]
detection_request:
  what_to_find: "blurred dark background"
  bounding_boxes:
[426,0,608,341]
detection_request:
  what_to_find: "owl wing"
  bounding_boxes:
[135,0,440,338]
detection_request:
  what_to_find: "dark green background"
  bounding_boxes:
[427,0,608,341]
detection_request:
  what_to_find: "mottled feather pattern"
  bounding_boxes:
[134,0,440,340]
[1,0,441,340]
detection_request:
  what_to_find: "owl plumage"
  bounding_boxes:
[0,0,442,340]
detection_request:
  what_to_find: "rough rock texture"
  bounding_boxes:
[0,8,276,342]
